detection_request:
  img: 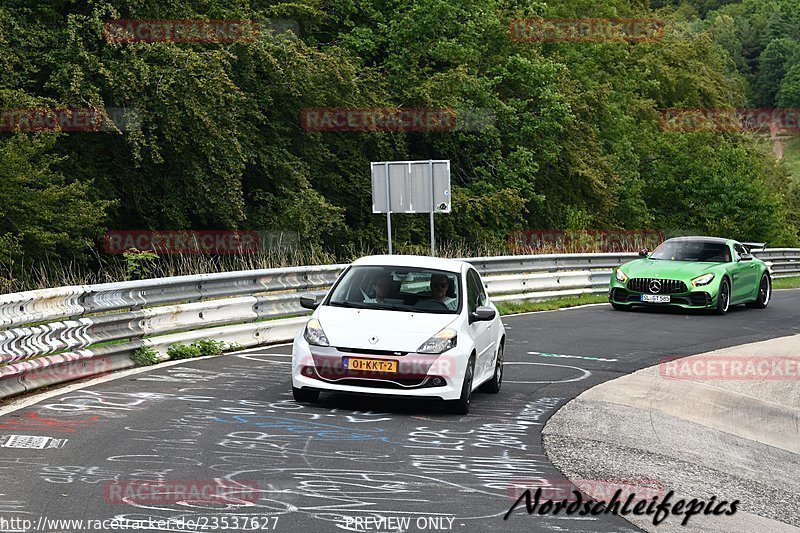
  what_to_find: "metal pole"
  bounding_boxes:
[429,160,435,257]
[385,162,392,255]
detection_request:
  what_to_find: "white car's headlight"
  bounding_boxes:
[615,269,628,283]
[692,273,715,287]
[303,318,330,347]
[417,327,457,354]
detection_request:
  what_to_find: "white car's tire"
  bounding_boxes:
[445,356,474,415]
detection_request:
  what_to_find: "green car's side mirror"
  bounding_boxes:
[740,253,753,261]
[638,249,649,257]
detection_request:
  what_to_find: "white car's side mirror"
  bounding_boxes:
[299,293,320,310]
[470,306,496,322]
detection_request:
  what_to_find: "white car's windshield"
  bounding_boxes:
[327,266,461,314]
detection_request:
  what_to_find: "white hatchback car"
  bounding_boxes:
[291,255,505,414]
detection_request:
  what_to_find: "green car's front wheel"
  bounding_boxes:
[714,278,731,315]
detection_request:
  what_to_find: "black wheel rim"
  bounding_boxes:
[496,346,504,386]
[721,282,729,311]
[760,277,769,304]
[465,364,473,405]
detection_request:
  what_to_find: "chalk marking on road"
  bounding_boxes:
[528,351,618,362]
[502,362,591,384]
[234,353,293,358]
[232,356,292,364]
[234,353,293,364]
[0,356,222,418]
[229,343,292,354]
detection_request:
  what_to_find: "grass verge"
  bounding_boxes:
[773,276,800,289]
[495,294,608,315]
[780,135,800,184]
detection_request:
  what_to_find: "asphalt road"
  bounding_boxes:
[1,290,798,533]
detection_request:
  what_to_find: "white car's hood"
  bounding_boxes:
[316,305,457,351]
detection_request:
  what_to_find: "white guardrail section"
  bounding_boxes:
[0,250,797,399]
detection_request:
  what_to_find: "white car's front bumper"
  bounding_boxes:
[291,333,468,400]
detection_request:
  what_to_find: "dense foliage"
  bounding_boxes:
[1,0,799,284]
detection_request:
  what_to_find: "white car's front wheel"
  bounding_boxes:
[481,342,503,394]
[445,356,474,415]
[293,386,319,403]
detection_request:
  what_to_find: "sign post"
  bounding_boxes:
[371,160,451,256]
[429,160,434,256]
[384,161,392,255]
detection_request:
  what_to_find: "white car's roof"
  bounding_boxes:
[350,254,468,273]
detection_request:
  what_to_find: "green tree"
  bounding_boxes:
[0,134,114,262]
[776,63,800,107]
[754,38,799,106]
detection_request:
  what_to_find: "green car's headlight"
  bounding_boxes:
[691,273,715,287]
[615,269,628,283]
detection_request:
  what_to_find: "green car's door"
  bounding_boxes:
[731,242,757,303]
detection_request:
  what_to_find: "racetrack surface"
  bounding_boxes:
[1,290,798,533]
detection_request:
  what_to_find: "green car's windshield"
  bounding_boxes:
[650,241,731,262]
[327,266,462,314]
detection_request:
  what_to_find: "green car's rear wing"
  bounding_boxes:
[741,242,766,252]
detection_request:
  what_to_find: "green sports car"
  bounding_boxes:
[609,236,771,315]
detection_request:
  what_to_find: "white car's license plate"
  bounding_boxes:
[342,357,398,373]
[641,294,670,303]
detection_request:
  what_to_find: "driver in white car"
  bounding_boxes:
[364,273,392,304]
[430,273,458,311]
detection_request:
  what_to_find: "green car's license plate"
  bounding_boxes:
[641,294,670,303]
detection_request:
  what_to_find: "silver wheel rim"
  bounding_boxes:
[761,277,770,305]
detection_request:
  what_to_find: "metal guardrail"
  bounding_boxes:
[753,249,800,278]
[0,250,797,399]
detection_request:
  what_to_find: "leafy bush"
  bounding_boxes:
[123,249,159,281]
[131,347,160,366]
[166,339,226,360]
[192,339,226,357]
[166,344,202,360]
